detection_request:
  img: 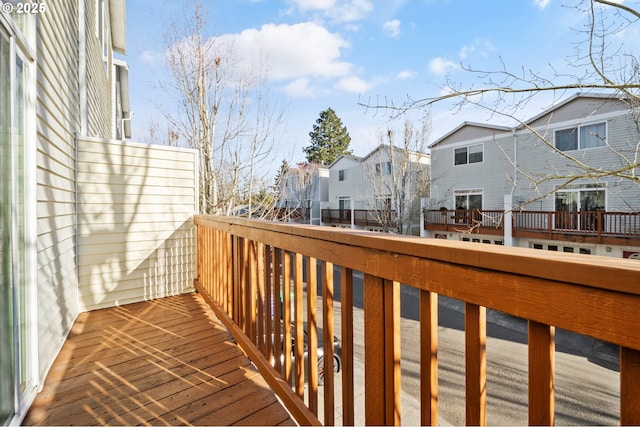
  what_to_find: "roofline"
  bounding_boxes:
[327,154,362,168]
[361,143,430,162]
[519,92,627,128]
[110,0,127,54]
[428,121,512,149]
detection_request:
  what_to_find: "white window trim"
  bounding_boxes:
[553,121,607,151]
[454,143,484,165]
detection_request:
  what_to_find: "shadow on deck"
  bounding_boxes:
[23,293,296,426]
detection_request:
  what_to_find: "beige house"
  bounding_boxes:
[1,1,197,423]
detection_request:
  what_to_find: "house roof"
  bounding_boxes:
[361,143,430,163]
[519,92,628,128]
[327,154,362,169]
[428,122,511,149]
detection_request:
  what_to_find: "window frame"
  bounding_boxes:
[454,143,483,165]
[554,121,607,151]
[338,168,349,181]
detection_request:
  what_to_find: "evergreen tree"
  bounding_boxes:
[303,108,352,166]
[274,159,290,187]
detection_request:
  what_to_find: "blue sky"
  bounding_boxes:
[122,0,605,163]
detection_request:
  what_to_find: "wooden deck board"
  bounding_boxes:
[23,293,295,426]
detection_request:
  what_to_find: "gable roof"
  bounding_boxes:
[429,122,511,149]
[520,92,629,129]
[327,154,362,169]
[361,143,430,163]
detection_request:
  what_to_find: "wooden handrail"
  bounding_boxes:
[194,215,640,426]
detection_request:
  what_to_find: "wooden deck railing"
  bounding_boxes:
[513,210,640,241]
[194,215,640,426]
[423,209,504,235]
[322,209,399,230]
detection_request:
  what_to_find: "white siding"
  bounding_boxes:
[77,138,198,310]
[35,1,81,380]
[84,0,113,138]
[328,156,364,209]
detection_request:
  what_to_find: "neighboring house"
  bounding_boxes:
[424,93,640,258]
[322,145,431,235]
[275,162,329,225]
[1,2,197,424]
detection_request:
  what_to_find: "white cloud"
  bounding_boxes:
[533,0,551,9]
[286,0,373,22]
[383,19,401,38]
[429,57,458,76]
[218,22,353,81]
[283,78,320,98]
[140,50,161,65]
[334,76,373,93]
[397,69,416,79]
[459,38,495,60]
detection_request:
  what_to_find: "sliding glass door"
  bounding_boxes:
[0,16,32,424]
[0,26,16,425]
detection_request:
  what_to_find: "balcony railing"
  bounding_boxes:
[513,210,640,244]
[423,209,504,235]
[424,209,640,244]
[322,209,398,229]
[194,215,640,426]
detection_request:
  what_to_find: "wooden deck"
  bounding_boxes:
[23,293,296,426]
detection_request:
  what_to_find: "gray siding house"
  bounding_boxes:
[425,93,640,258]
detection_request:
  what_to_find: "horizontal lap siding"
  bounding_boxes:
[77,138,198,310]
[517,110,640,211]
[85,0,112,138]
[35,1,81,380]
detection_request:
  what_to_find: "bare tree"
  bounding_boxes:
[159,1,285,215]
[363,114,431,234]
[361,0,640,197]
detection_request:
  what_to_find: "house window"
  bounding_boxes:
[454,190,483,211]
[555,122,606,151]
[338,169,349,181]
[375,161,392,175]
[338,197,350,211]
[454,144,483,165]
[554,185,605,231]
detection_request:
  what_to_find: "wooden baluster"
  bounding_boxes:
[224,231,232,315]
[465,303,486,426]
[273,248,282,375]
[307,256,319,415]
[257,242,266,352]
[421,290,438,426]
[341,266,355,426]
[385,279,401,426]
[283,251,292,384]
[294,253,305,397]
[620,346,640,425]
[248,240,257,343]
[322,260,335,425]
[528,320,555,426]
[262,244,271,358]
[364,274,401,426]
